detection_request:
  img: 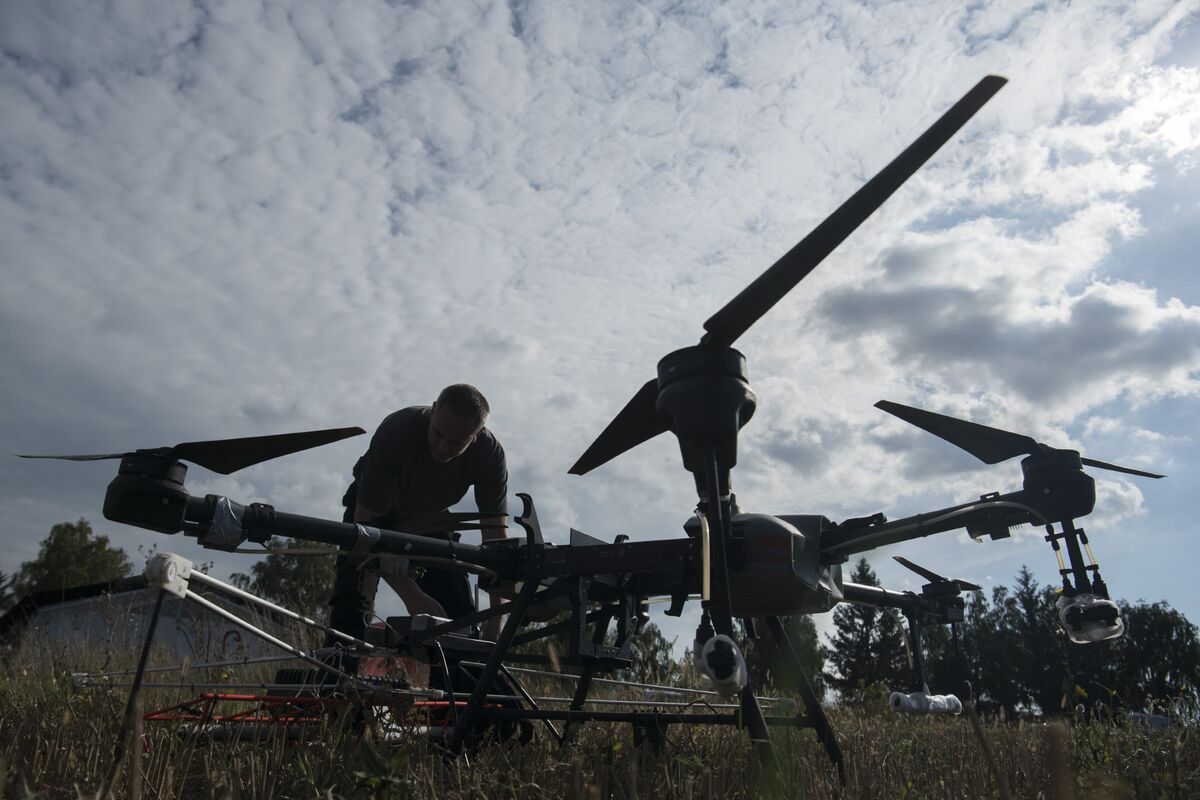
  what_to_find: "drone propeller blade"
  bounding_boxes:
[875,400,1037,464]
[878,400,1166,479]
[173,427,366,475]
[569,379,667,475]
[894,556,982,592]
[894,555,949,584]
[17,453,127,462]
[1080,457,1165,480]
[701,75,1007,348]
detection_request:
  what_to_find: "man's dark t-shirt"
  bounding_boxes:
[328,405,508,638]
[354,406,508,520]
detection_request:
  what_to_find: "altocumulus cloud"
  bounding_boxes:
[2,0,1199,637]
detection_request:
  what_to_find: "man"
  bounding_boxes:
[328,384,508,642]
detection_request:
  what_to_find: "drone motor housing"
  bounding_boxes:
[1018,450,1097,522]
[103,455,189,534]
[655,346,756,476]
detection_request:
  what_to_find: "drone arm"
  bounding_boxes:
[180,494,520,577]
[840,581,920,611]
[821,490,1043,559]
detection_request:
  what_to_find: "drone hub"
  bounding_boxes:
[102,454,190,534]
[655,345,756,478]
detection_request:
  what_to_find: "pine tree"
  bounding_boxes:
[821,557,907,698]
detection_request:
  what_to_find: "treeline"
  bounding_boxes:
[6,521,1198,718]
[823,558,1200,717]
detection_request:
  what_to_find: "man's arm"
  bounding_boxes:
[354,501,447,618]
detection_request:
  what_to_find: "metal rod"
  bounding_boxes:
[97,589,166,800]
[764,615,844,782]
[473,708,813,727]
[1060,519,1093,592]
[500,665,563,744]
[701,445,775,764]
[74,653,298,680]
[183,590,360,685]
[463,662,788,701]
[448,575,540,750]
[75,681,435,696]
[188,571,374,650]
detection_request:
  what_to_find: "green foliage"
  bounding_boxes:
[625,620,683,685]
[12,518,132,599]
[903,566,1200,717]
[821,558,907,699]
[230,538,338,623]
[743,615,826,699]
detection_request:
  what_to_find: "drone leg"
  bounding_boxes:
[1047,520,1093,594]
[906,612,929,693]
[764,615,845,782]
[562,607,615,743]
[448,578,538,752]
[699,447,778,770]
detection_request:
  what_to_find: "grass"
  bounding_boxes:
[2,634,1197,799]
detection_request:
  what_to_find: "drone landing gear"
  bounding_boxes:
[693,445,778,770]
[763,616,845,778]
[1045,519,1123,643]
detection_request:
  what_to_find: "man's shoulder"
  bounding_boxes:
[371,406,430,449]
[471,425,504,456]
[378,406,431,432]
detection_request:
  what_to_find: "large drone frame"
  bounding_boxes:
[25,73,1164,772]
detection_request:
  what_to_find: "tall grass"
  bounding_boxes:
[2,634,1197,799]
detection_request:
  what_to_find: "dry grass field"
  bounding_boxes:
[2,638,1197,799]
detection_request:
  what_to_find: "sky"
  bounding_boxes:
[2,0,1199,657]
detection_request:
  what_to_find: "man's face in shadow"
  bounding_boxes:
[428,403,481,463]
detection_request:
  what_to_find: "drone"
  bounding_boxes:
[21,74,1166,773]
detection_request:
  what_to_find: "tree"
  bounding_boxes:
[743,615,826,700]
[1111,600,1200,709]
[1060,598,1200,714]
[13,518,133,598]
[623,621,683,685]
[822,558,907,698]
[0,571,13,612]
[230,539,338,623]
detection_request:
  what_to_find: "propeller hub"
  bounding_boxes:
[655,345,756,476]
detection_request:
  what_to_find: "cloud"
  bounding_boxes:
[2,0,1199,643]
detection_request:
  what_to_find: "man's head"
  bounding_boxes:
[428,384,490,463]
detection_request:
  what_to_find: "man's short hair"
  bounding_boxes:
[436,384,490,428]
